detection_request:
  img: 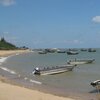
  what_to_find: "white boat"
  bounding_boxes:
[38,51,47,54]
[90,80,100,87]
[32,64,76,75]
[67,59,95,65]
[67,51,79,55]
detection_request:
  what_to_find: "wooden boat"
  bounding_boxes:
[88,48,96,52]
[38,51,47,54]
[67,51,79,55]
[90,80,100,91]
[80,48,87,51]
[57,50,66,53]
[90,80,100,87]
[67,59,95,65]
[32,64,76,75]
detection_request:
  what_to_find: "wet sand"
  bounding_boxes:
[0,76,75,100]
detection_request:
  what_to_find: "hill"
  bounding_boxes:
[0,38,18,50]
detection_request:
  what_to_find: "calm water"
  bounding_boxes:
[1,48,100,97]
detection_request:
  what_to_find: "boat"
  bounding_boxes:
[38,51,47,54]
[32,64,76,75]
[80,48,87,51]
[57,50,66,53]
[67,51,79,55]
[88,48,96,52]
[90,80,100,87]
[67,59,95,65]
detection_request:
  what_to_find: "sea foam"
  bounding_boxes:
[0,67,16,74]
[30,79,42,85]
[0,56,17,74]
[0,57,8,63]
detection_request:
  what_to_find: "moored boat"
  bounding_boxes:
[67,59,95,65]
[38,51,47,54]
[32,64,76,75]
[90,80,100,87]
[67,51,79,55]
[80,48,87,51]
[88,48,96,52]
[57,50,66,53]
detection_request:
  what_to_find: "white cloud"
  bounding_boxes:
[92,16,100,23]
[0,0,15,6]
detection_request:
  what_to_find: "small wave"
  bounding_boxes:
[0,67,16,74]
[0,57,8,63]
[30,79,42,85]
[24,77,28,80]
[15,53,19,55]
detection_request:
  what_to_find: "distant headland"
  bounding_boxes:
[0,37,28,50]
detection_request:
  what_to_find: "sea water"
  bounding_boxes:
[0,49,100,99]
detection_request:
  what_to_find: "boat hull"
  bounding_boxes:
[67,59,95,65]
[33,65,75,75]
[40,67,73,75]
[67,51,79,55]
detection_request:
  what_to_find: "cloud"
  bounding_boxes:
[0,0,15,6]
[92,16,100,23]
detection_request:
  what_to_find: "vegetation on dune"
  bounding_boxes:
[0,37,18,50]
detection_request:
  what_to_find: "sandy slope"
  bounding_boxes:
[0,50,76,100]
[0,80,75,100]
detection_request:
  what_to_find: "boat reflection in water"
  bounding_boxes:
[32,64,76,75]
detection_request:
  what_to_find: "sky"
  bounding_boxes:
[0,0,100,48]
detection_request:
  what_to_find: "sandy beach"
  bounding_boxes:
[0,76,75,100]
[0,49,31,57]
[0,50,76,100]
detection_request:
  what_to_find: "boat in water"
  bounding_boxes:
[67,51,79,55]
[32,64,76,75]
[88,48,96,52]
[57,50,66,53]
[67,59,95,65]
[80,48,87,51]
[90,80,100,87]
[38,51,47,54]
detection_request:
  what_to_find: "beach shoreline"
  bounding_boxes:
[0,74,98,100]
[0,50,76,100]
[0,71,76,100]
[0,76,75,100]
[0,50,98,100]
[0,49,31,57]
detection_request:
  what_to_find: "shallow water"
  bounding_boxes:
[0,49,100,99]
